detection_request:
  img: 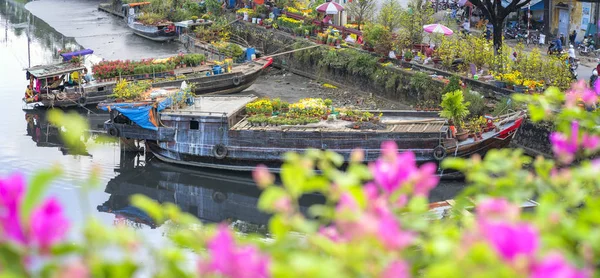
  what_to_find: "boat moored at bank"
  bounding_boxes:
[99,90,525,173]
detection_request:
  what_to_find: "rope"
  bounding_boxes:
[266,44,322,58]
[62,95,98,115]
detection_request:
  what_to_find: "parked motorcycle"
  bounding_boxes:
[578,44,596,56]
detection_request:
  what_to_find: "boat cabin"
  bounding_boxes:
[24,63,86,102]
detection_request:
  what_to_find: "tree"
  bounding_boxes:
[399,0,434,45]
[345,0,376,31]
[377,0,403,31]
[468,0,531,53]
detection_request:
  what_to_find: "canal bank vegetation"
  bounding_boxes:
[3,80,600,277]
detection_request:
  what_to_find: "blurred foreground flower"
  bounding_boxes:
[0,173,69,251]
[199,225,270,278]
[550,121,600,164]
[475,198,586,277]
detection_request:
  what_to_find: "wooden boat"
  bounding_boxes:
[99,93,526,173]
[22,62,116,110]
[22,57,272,109]
[128,21,178,42]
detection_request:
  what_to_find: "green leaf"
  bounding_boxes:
[268,214,289,238]
[50,243,82,256]
[257,186,288,213]
[130,194,164,224]
[303,176,329,193]
[308,204,334,219]
[408,196,428,213]
[20,166,62,224]
[440,157,467,170]
[281,164,305,198]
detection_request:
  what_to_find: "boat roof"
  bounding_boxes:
[26,63,85,79]
[60,49,94,61]
[162,95,257,117]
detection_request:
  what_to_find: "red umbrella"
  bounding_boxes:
[316,2,344,14]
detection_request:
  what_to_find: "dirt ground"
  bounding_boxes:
[241,68,411,110]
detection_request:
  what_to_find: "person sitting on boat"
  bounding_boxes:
[24,85,34,101]
[45,75,65,92]
[83,68,94,83]
[68,70,80,86]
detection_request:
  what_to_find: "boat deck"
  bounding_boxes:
[162,95,257,116]
[231,117,447,133]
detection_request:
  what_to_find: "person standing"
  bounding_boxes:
[570,30,577,45]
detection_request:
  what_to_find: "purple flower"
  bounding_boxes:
[531,252,587,278]
[479,221,539,262]
[30,197,70,252]
[476,198,520,222]
[199,225,270,278]
[0,173,27,244]
[381,260,411,278]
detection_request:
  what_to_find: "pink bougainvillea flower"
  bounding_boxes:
[200,225,270,278]
[411,163,439,197]
[370,142,438,197]
[550,121,580,164]
[58,260,89,278]
[273,196,292,214]
[0,173,27,244]
[318,226,342,243]
[479,221,539,262]
[581,134,600,151]
[252,164,274,189]
[373,201,414,250]
[581,88,598,106]
[381,260,411,278]
[531,252,587,278]
[476,198,520,223]
[30,197,70,252]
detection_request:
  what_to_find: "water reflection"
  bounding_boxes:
[1,0,79,64]
[98,150,324,230]
[24,108,110,156]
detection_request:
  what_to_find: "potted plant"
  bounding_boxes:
[404,50,413,62]
[191,16,198,23]
[440,90,471,142]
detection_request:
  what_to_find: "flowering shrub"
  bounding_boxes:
[3,80,600,277]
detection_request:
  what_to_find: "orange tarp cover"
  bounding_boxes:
[128,2,151,7]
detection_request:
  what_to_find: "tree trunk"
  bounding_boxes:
[492,20,503,54]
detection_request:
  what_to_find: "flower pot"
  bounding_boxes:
[494,80,507,88]
[514,85,527,93]
[456,131,469,141]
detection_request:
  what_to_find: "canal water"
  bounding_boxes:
[0,0,463,239]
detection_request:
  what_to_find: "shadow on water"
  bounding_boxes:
[98,149,325,231]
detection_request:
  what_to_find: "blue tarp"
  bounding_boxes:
[99,91,188,130]
[60,49,94,61]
